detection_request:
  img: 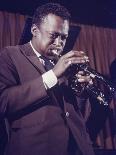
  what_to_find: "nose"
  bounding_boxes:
[54,36,63,46]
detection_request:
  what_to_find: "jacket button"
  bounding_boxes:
[65,112,70,117]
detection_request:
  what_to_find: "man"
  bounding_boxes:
[110,58,116,100]
[0,119,8,155]
[0,3,95,155]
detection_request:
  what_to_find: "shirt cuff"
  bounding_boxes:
[42,70,58,89]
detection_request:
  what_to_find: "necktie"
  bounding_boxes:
[40,55,64,109]
[40,56,64,110]
[40,55,54,71]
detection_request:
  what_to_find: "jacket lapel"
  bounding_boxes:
[19,42,46,74]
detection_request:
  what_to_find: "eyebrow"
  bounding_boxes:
[48,31,68,37]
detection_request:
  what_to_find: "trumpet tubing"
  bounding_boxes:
[52,51,115,106]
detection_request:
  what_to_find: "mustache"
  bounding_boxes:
[50,45,63,51]
[48,46,63,56]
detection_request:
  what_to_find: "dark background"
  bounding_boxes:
[0,0,116,28]
[0,1,116,154]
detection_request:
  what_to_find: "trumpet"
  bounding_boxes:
[68,63,115,106]
[52,50,115,106]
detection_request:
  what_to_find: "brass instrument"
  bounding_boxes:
[52,50,115,106]
[68,63,115,106]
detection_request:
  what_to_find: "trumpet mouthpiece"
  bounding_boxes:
[52,49,62,57]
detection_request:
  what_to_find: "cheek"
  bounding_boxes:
[40,39,53,53]
[41,37,52,46]
[62,40,66,47]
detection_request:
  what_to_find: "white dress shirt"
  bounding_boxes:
[30,41,57,89]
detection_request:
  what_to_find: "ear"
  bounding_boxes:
[31,24,40,37]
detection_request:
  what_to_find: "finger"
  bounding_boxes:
[89,79,93,85]
[73,51,89,63]
[77,75,93,83]
[63,50,86,59]
[61,58,72,68]
[67,57,86,64]
[76,71,85,75]
[72,50,85,56]
[78,78,92,83]
[83,56,89,62]
[77,78,86,82]
[62,51,75,59]
[73,50,87,57]
[67,60,72,66]
[62,50,89,66]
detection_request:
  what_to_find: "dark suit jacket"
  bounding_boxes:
[0,42,94,155]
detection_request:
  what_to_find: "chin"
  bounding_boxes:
[48,55,55,60]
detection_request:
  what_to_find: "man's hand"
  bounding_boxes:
[52,50,89,78]
[76,71,93,85]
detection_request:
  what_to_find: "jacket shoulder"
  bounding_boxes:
[0,43,30,58]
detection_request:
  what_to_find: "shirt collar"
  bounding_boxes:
[29,41,55,66]
[29,41,41,57]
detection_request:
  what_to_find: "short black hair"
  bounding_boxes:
[32,3,71,26]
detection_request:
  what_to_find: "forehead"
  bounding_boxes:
[40,14,69,34]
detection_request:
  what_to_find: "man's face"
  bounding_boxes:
[31,14,69,59]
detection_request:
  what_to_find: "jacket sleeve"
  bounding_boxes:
[0,47,49,117]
